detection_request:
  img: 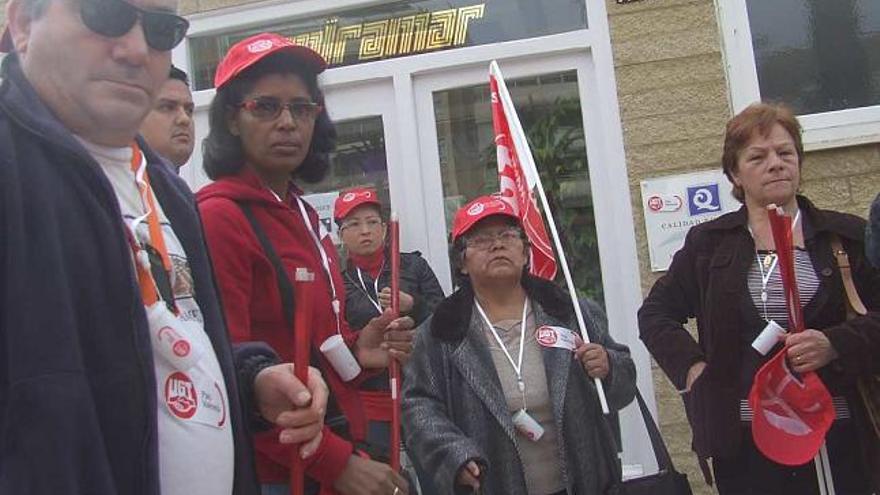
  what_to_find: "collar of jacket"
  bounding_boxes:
[430,274,574,342]
[699,195,865,243]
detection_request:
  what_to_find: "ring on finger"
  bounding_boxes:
[393,487,400,495]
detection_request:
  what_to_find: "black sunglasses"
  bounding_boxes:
[80,0,190,51]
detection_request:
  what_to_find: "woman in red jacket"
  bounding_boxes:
[197,33,412,495]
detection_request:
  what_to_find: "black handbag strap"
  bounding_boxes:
[236,201,352,439]
[576,301,678,474]
[237,202,295,328]
[634,389,677,472]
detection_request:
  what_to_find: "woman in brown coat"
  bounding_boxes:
[639,103,880,494]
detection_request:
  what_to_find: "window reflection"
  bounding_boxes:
[188,0,588,90]
[302,116,388,247]
[433,71,605,305]
[747,0,880,114]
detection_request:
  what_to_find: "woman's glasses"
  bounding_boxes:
[239,97,323,122]
[80,0,189,51]
[465,229,523,250]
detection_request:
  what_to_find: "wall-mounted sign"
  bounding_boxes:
[641,170,739,272]
[190,0,589,90]
[303,191,342,246]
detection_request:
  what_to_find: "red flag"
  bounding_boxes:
[767,208,804,332]
[489,66,558,280]
[749,206,833,465]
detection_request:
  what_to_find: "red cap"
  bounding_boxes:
[1,26,13,53]
[748,347,834,466]
[452,194,520,241]
[333,187,381,221]
[214,32,327,89]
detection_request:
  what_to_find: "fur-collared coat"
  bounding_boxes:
[402,276,636,495]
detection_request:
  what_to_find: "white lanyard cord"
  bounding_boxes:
[474,298,529,410]
[356,267,383,313]
[293,195,343,335]
[750,210,800,320]
[269,188,343,335]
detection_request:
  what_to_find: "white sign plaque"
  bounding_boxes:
[641,170,740,272]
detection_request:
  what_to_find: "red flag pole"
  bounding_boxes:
[389,214,402,472]
[766,205,834,495]
[290,268,314,495]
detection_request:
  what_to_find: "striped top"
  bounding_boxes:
[741,247,851,421]
[746,248,820,329]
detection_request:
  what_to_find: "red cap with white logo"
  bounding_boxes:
[451,194,520,241]
[333,187,381,221]
[214,32,327,89]
[748,347,835,466]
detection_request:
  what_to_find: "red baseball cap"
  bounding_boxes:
[452,194,520,241]
[748,347,835,466]
[214,32,327,89]
[333,187,381,221]
[1,26,13,53]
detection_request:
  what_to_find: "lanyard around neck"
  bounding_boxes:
[289,194,343,334]
[126,143,174,310]
[751,209,800,319]
[474,298,530,410]
[357,266,384,313]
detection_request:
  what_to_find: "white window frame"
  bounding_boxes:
[716,0,880,151]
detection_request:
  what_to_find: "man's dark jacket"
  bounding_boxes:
[0,55,264,494]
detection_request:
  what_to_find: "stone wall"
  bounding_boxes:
[606,1,880,494]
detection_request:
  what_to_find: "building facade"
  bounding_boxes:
[2,0,876,492]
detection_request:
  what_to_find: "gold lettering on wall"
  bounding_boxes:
[455,5,485,45]
[425,9,456,50]
[359,21,389,60]
[291,3,486,67]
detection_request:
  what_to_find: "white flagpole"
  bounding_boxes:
[813,443,835,495]
[491,61,610,414]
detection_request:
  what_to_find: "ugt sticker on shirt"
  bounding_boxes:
[535,325,578,351]
[164,370,228,428]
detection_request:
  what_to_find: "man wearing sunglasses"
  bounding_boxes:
[0,1,328,495]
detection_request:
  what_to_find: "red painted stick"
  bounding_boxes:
[291,268,314,495]
[389,215,402,472]
[766,205,804,333]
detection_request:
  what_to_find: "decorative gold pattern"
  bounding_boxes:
[292,4,486,66]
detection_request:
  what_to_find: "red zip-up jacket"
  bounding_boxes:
[198,170,366,489]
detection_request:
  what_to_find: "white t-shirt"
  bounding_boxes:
[80,139,235,495]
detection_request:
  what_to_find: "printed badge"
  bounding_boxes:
[165,371,198,419]
[535,325,578,351]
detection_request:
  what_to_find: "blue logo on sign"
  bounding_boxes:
[687,184,721,216]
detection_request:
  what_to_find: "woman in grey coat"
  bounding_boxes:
[402,195,636,495]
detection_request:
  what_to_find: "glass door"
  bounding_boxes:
[298,79,399,250]
[431,69,604,305]
[413,51,655,473]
